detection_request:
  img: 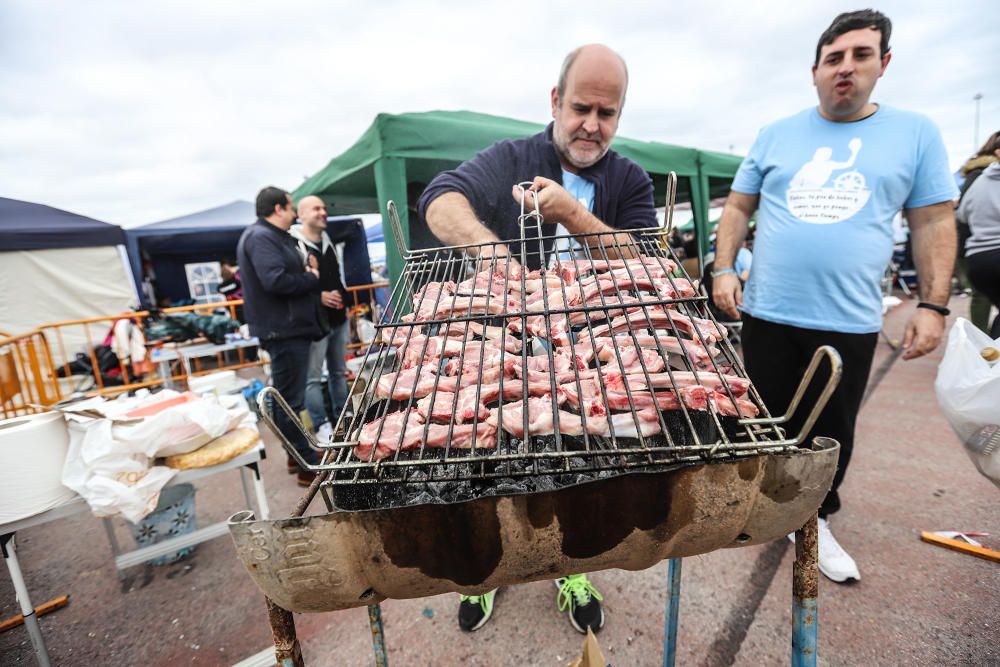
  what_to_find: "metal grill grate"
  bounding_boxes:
[261,175,841,497]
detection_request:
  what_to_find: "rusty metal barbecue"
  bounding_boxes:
[230,175,842,665]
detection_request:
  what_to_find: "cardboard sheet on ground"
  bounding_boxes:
[568,628,608,667]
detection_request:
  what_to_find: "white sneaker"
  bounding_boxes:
[787,518,860,583]
[316,421,334,442]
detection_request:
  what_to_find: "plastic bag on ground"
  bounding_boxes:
[934,318,1000,489]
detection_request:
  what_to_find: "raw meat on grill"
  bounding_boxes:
[355,408,497,461]
[416,391,491,424]
[445,322,521,354]
[465,378,566,406]
[443,321,521,352]
[560,381,708,413]
[581,308,727,345]
[492,396,588,437]
[375,367,459,401]
[427,295,516,320]
[412,281,455,320]
[592,333,718,369]
[356,409,425,461]
[709,391,760,417]
[601,369,751,397]
[456,270,510,297]
[378,324,423,348]
[599,346,666,374]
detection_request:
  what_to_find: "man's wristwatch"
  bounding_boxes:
[917,302,950,316]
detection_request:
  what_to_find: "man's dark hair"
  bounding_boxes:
[255,186,290,218]
[815,9,892,65]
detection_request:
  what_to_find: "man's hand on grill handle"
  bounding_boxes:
[712,272,743,319]
[512,176,638,258]
[901,308,945,360]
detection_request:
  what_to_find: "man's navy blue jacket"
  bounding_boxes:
[417,123,657,269]
[236,218,322,342]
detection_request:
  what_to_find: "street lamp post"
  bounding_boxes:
[973,92,983,151]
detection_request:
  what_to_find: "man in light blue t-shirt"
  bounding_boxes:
[712,10,957,584]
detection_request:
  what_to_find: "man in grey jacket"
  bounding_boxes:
[957,135,1000,337]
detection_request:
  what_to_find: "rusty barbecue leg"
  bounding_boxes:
[792,513,819,667]
[368,603,389,667]
[267,596,304,667]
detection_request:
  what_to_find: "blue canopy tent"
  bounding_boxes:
[126,201,373,307]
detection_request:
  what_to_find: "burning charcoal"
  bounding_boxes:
[533,475,557,492]
[409,491,439,506]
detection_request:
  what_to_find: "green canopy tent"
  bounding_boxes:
[294,110,740,286]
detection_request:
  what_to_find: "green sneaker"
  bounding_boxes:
[457,589,497,631]
[555,574,605,634]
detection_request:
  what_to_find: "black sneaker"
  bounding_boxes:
[457,589,497,632]
[555,574,605,634]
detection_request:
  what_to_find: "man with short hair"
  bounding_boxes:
[712,10,957,582]
[290,195,350,439]
[237,187,323,485]
[419,43,656,635]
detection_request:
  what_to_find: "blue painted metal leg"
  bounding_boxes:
[368,603,389,667]
[792,514,819,667]
[662,557,682,667]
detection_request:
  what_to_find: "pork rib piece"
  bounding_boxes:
[465,378,563,405]
[592,333,718,369]
[558,255,677,283]
[601,369,751,397]
[378,324,423,348]
[491,396,589,438]
[355,408,497,461]
[412,281,455,320]
[709,391,759,417]
[456,270,510,297]
[560,381,708,412]
[599,346,666,374]
[355,409,424,461]
[428,295,516,321]
[416,391,491,424]
[375,367,459,401]
[581,308,727,345]
[443,321,522,352]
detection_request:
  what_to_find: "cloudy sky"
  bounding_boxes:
[1,0,996,227]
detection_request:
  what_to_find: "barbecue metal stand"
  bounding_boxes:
[232,184,843,666]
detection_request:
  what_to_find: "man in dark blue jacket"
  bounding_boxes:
[237,186,322,482]
[419,43,655,635]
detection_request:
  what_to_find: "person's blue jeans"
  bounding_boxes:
[261,338,318,466]
[305,321,349,429]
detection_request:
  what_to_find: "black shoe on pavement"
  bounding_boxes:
[555,574,605,634]
[457,589,497,632]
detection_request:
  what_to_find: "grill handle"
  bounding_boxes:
[256,387,334,473]
[664,171,678,234]
[738,345,843,446]
[386,199,409,259]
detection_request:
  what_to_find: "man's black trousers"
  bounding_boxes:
[966,247,1000,338]
[741,313,878,517]
[262,337,319,466]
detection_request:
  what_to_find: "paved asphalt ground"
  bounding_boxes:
[2,297,998,666]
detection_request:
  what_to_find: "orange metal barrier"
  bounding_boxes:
[0,282,389,418]
[0,330,63,419]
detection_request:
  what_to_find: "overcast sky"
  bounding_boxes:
[1,0,997,227]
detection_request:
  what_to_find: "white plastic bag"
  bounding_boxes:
[62,418,177,523]
[60,390,251,522]
[934,318,1000,489]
